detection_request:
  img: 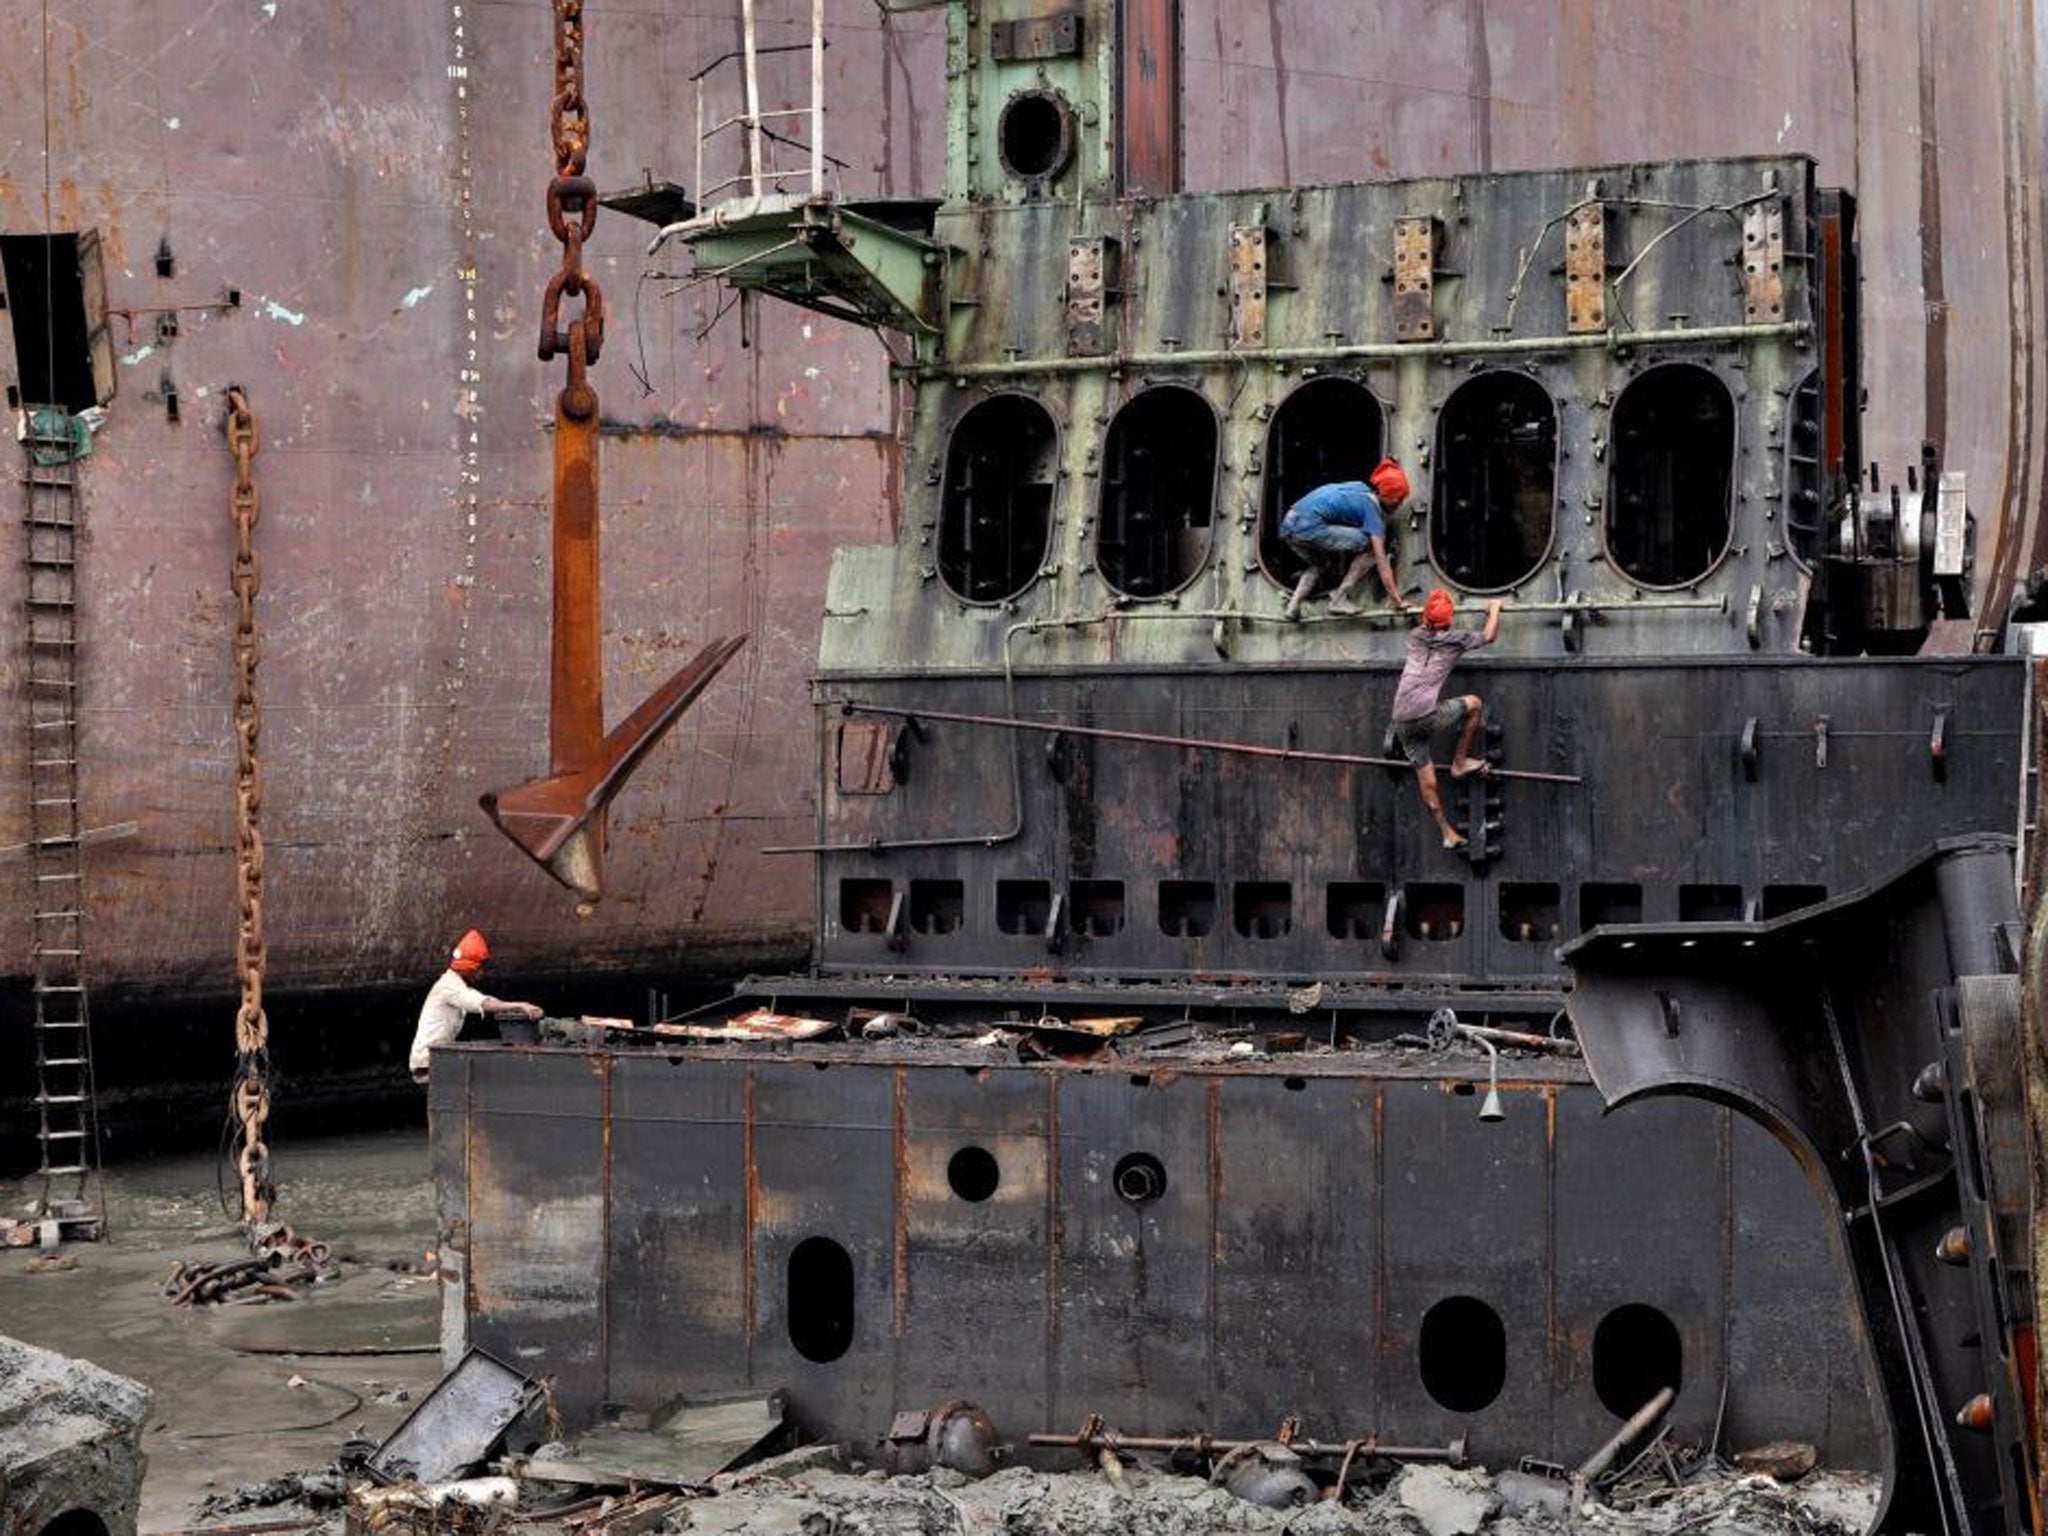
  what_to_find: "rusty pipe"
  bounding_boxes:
[1577,1385,1676,1480]
[1028,1427,1467,1466]
[837,700,1583,785]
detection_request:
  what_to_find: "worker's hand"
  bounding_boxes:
[516,1002,544,1019]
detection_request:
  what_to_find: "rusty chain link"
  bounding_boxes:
[540,0,604,400]
[225,386,274,1228]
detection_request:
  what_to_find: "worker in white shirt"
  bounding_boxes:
[407,929,541,1084]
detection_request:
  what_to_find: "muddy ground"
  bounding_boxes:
[0,1130,443,1526]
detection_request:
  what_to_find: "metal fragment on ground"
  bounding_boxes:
[521,1390,785,1489]
[366,1348,539,1486]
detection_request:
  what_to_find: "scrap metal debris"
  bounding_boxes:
[518,1390,785,1488]
[165,1224,335,1306]
[367,1350,543,1486]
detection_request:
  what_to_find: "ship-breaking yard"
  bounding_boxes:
[11,0,2048,1533]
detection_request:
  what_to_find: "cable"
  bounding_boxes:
[178,1376,365,1440]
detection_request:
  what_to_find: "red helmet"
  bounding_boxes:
[1422,589,1456,628]
[450,929,490,974]
[1367,457,1411,508]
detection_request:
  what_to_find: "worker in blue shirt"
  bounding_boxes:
[1279,458,1412,619]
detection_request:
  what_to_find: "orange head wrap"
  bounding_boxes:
[1422,589,1456,628]
[451,929,490,974]
[1367,457,1411,509]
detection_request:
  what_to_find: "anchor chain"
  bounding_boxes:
[540,0,604,391]
[225,387,274,1227]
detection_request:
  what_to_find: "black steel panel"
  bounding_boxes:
[1049,1071,1215,1429]
[606,1058,753,1408]
[1727,1111,1880,1463]
[1378,1078,1556,1461]
[459,1049,608,1418]
[749,1060,900,1437]
[445,1043,1884,1472]
[899,1068,1054,1420]
[1211,1074,1380,1434]
[1550,1091,1725,1446]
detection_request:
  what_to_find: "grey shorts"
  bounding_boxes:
[1393,697,1469,766]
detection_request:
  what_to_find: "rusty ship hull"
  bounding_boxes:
[3,0,2046,1008]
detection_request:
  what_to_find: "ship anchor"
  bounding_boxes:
[481,0,744,904]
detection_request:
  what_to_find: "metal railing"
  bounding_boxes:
[691,0,831,205]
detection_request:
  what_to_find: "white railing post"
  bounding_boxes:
[741,0,766,198]
[810,0,825,195]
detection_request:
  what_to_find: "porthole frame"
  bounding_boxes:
[1091,381,1223,602]
[1600,359,1740,593]
[1427,367,1560,596]
[935,389,1063,607]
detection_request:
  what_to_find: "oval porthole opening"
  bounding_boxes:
[938,393,1059,604]
[947,1145,1000,1203]
[787,1236,856,1364]
[1592,1302,1683,1418]
[1096,386,1218,598]
[1430,371,1557,592]
[1606,363,1735,588]
[1418,1294,1507,1412]
[37,1514,110,1536]
[1258,376,1389,590]
[997,90,1075,184]
[1113,1151,1167,1204]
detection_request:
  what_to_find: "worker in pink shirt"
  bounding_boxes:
[1390,589,1502,849]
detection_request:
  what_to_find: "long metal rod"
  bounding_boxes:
[907,321,1811,380]
[837,700,1584,783]
[1027,1429,1465,1463]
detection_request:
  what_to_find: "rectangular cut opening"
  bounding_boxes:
[1327,882,1386,940]
[996,880,1051,936]
[1500,883,1562,941]
[1159,880,1216,938]
[1070,881,1125,937]
[1405,883,1464,941]
[1233,882,1292,939]
[909,880,964,936]
[1,231,112,412]
[839,879,893,935]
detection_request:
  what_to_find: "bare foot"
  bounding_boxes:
[1284,595,1304,621]
[1449,758,1491,780]
[1441,829,1468,850]
[1327,593,1361,615]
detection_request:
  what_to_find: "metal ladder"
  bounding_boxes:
[20,408,105,1238]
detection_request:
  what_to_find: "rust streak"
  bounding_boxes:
[743,1063,757,1377]
[599,1052,612,1401]
[1916,3,1949,455]
[1044,1072,1061,1428]
[1543,1084,1559,1454]
[893,1065,909,1338]
[1206,1075,1222,1420]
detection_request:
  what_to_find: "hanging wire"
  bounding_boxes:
[40,0,57,410]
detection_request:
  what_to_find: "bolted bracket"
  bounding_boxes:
[1392,217,1437,342]
[1564,203,1607,333]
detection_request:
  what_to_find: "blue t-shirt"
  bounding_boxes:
[1283,481,1386,539]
